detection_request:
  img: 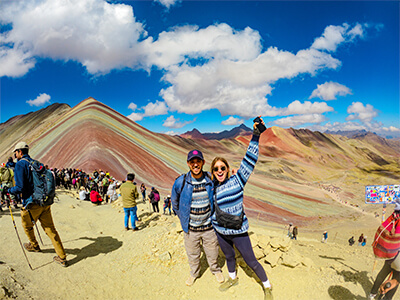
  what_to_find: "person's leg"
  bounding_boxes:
[383,269,400,299]
[155,202,159,212]
[21,206,39,248]
[371,260,393,295]
[152,203,157,212]
[215,231,236,274]
[131,206,138,229]
[39,206,66,260]
[183,230,202,278]
[201,229,222,274]
[124,208,130,229]
[233,233,268,282]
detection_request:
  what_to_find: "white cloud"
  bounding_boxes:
[274,114,326,127]
[163,130,180,135]
[309,81,352,101]
[127,112,143,122]
[0,0,147,75]
[128,102,137,110]
[163,115,194,128]
[311,23,364,52]
[346,102,378,123]
[155,0,180,9]
[0,47,36,78]
[26,93,51,107]
[0,2,375,124]
[126,100,168,120]
[382,126,400,133]
[160,47,341,118]
[280,100,334,116]
[221,116,244,126]
[142,23,262,69]
[142,101,169,117]
[312,121,366,133]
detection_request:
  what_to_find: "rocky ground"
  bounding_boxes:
[0,190,392,300]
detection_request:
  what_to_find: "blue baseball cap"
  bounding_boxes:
[187,149,204,161]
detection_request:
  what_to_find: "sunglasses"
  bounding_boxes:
[213,166,226,172]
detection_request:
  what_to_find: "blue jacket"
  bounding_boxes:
[171,171,214,233]
[9,154,34,207]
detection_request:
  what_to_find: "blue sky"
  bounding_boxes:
[0,0,399,138]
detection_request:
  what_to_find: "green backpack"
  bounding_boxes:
[0,167,13,184]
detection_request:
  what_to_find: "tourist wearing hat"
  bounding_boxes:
[171,149,224,286]
[6,141,68,267]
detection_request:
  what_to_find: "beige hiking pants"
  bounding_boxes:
[183,229,221,278]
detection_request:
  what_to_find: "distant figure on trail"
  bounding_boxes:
[120,173,139,231]
[362,236,367,246]
[348,236,355,246]
[358,233,364,246]
[287,223,293,238]
[90,187,102,205]
[322,231,328,243]
[149,187,160,213]
[6,141,67,267]
[163,195,171,215]
[292,226,298,240]
[140,183,146,203]
[171,149,224,287]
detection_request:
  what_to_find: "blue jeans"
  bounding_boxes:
[124,206,138,229]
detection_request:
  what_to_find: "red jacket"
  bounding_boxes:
[90,190,102,204]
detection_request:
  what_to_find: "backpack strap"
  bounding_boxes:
[179,173,187,196]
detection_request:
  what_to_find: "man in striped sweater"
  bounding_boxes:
[171,149,225,286]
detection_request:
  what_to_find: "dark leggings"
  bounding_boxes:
[152,202,159,213]
[215,231,268,282]
[371,259,400,299]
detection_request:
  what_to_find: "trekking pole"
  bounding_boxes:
[28,209,44,246]
[8,196,33,270]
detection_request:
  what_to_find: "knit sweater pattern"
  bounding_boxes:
[212,135,259,235]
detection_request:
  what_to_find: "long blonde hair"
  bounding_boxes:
[210,157,230,181]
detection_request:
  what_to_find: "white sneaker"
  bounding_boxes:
[215,272,225,283]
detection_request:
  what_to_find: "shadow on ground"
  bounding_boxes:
[320,255,373,299]
[41,236,123,267]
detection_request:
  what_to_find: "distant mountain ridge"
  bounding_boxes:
[181,123,252,140]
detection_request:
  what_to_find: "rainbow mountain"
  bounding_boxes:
[1,97,399,227]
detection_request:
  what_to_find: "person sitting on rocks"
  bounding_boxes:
[90,187,102,205]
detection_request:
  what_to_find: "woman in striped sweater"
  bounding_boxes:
[211,118,273,300]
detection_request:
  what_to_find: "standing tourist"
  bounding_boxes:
[210,118,273,299]
[6,142,67,267]
[171,149,224,286]
[120,173,139,231]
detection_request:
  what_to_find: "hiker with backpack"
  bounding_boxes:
[210,117,273,300]
[171,149,224,287]
[4,141,67,267]
[149,187,160,213]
